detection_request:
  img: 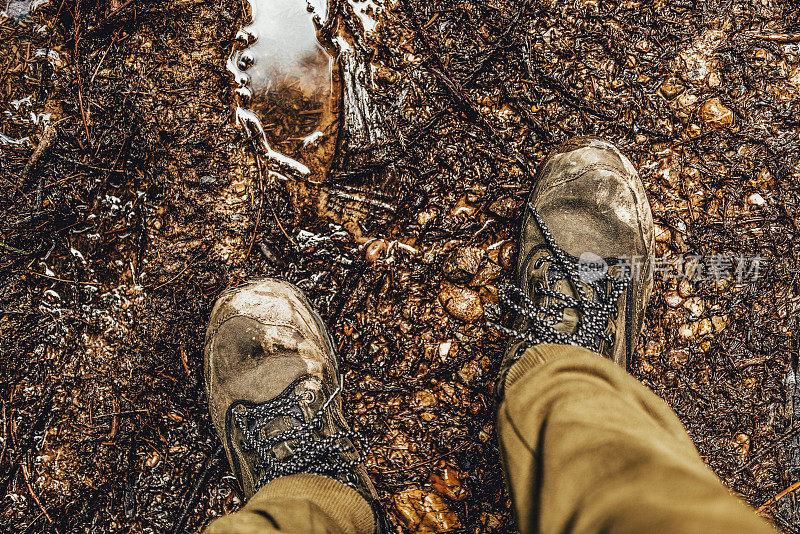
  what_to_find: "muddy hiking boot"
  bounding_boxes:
[493,138,655,395]
[204,279,385,530]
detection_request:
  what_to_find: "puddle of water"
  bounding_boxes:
[227,0,335,179]
[226,0,398,241]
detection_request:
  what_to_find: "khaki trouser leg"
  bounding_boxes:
[497,343,777,534]
[204,473,374,534]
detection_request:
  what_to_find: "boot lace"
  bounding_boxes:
[230,375,364,491]
[491,203,631,355]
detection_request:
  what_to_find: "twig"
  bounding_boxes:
[151,263,190,291]
[245,153,267,264]
[83,0,138,39]
[0,391,53,496]
[747,32,800,43]
[18,123,57,202]
[378,442,469,475]
[758,480,800,512]
[23,271,98,286]
[525,36,617,122]
[462,0,532,88]
[0,241,30,255]
[21,460,55,527]
[398,0,531,175]
[170,445,223,534]
[90,36,118,85]
[72,1,93,148]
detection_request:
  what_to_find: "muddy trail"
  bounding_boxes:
[2,0,800,532]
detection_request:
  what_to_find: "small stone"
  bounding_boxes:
[678,279,693,298]
[145,452,161,468]
[678,322,697,339]
[664,290,683,308]
[439,282,484,323]
[697,318,713,336]
[654,224,671,243]
[747,193,765,206]
[393,490,462,532]
[659,79,685,99]
[488,196,520,218]
[481,512,502,530]
[417,207,438,226]
[707,71,721,87]
[735,433,751,459]
[443,247,485,283]
[700,97,733,128]
[498,242,516,269]
[676,92,698,110]
[458,358,482,384]
[712,315,728,332]
[470,261,503,288]
[683,297,705,317]
[413,390,437,408]
[679,49,713,83]
[231,180,248,196]
[669,349,690,368]
[429,466,467,501]
[365,239,388,262]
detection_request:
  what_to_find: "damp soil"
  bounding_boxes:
[2,0,800,532]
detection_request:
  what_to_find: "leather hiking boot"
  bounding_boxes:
[493,138,654,395]
[204,278,383,528]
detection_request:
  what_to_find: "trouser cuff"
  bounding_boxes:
[504,343,577,392]
[254,473,375,534]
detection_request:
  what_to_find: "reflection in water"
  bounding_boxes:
[227,0,335,179]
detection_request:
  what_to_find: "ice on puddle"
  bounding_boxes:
[0,132,30,145]
[70,247,87,265]
[5,0,33,20]
[34,48,61,67]
[10,96,33,110]
[303,131,324,146]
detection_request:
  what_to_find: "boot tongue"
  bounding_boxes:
[263,378,326,459]
[524,250,608,336]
